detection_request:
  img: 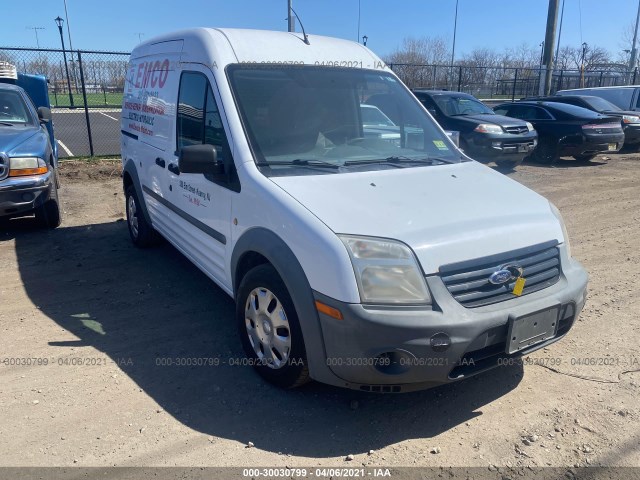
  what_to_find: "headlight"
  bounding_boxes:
[9,157,48,177]
[339,235,431,305]
[549,202,572,258]
[525,122,535,131]
[622,115,640,124]
[474,124,503,134]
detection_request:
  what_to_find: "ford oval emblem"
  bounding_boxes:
[488,264,524,285]
[489,269,513,285]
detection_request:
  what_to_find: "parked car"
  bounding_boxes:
[0,63,61,228]
[121,28,588,392]
[493,101,625,163]
[524,95,640,149]
[556,86,640,112]
[412,89,538,168]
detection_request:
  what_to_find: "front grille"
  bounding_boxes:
[0,153,8,180]
[440,241,561,308]
[504,125,529,135]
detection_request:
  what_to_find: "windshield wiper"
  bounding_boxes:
[346,155,458,166]
[256,159,342,170]
[0,122,15,126]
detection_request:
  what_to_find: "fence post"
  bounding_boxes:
[77,51,95,157]
[511,68,518,102]
[558,69,563,92]
[457,66,462,92]
[634,67,638,85]
[599,71,604,87]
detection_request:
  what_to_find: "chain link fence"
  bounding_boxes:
[387,63,639,101]
[1,45,639,157]
[0,46,129,157]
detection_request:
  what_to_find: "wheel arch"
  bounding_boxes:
[231,227,333,384]
[122,159,152,225]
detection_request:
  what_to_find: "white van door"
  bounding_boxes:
[163,67,237,290]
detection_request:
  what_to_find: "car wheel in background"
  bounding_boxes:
[125,185,158,247]
[35,172,62,229]
[495,158,522,171]
[532,138,558,164]
[236,264,310,389]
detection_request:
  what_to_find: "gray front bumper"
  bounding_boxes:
[0,170,53,218]
[313,246,588,392]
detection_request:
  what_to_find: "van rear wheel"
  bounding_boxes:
[125,185,158,247]
[236,264,309,389]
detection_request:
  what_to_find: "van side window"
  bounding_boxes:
[177,71,238,191]
[177,72,207,150]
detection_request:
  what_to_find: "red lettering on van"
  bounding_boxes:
[158,59,169,88]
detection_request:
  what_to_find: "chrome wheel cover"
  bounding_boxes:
[127,194,139,238]
[245,287,292,369]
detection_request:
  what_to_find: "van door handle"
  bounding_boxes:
[155,157,166,168]
[167,163,180,175]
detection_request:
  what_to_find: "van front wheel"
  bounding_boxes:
[236,264,309,388]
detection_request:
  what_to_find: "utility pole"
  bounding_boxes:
[26,27,45,48]
[543,0,560,95]
[628,0,640,82]
[450,0,459,90]
[554,0,565,63]
[287,0,295,32]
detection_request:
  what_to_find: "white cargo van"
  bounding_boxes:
[121,28,588,392]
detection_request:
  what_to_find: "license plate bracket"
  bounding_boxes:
[518,144,528,153]
[507,306,560,354]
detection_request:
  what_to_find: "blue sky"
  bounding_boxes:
[1,0,637,58]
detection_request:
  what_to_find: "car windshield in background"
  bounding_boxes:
[433,95,495,116]
[360,104,395,126]
[560,88,633,110]
[581,96,622,112]
[227,66,462,175]
[0,90,32,124]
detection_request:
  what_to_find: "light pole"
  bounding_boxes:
[581,42,588,88]
[362,35,368,46]
[55,16,74,108]
[629,0,640,82]
[450,0,459,89]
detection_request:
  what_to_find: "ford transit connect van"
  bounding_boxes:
[121,28,588,392]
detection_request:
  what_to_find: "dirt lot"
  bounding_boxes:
[1,155,639,471]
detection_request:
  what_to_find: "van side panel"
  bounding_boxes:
[122,40,183,152]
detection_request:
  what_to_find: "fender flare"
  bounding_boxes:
[122,159,153,226]
[231,227,334,383]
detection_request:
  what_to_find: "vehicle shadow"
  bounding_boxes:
[8,219,524,458]
[521,157,609,168]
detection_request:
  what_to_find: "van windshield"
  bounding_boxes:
[227,66,462,175]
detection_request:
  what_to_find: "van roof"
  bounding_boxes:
[133,28,386,70]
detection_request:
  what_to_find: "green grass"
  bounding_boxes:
[49,92,123,108]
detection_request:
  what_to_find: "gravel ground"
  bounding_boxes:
[0,155,639,471]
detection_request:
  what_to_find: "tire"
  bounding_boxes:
[532,138,559,164]
[125,184,158,247]
[236,264,310,389]
[495,159,520,171]
[35,173,61,229]
[573,154,596,161]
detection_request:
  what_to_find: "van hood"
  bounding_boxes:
[270,161,563,274]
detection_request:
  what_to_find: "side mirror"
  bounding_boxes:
[178,144,224,175]
[37,106,52,123]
